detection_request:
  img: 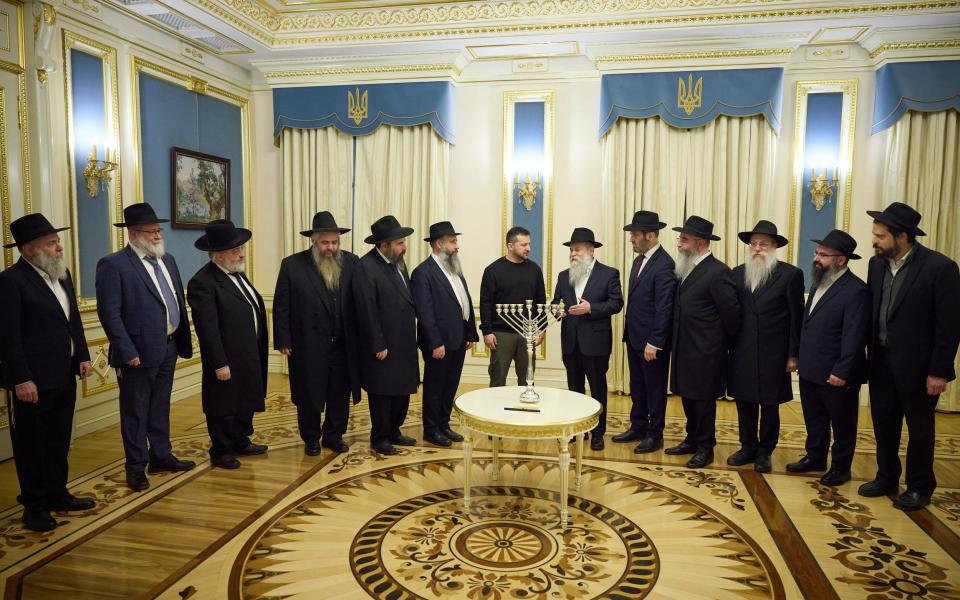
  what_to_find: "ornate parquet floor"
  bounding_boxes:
[1,381,958,599]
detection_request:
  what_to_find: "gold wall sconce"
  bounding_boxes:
[808,166,838,211]
[514,171,541,212]
[83,144,117,198]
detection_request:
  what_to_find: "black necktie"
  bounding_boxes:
[230,272,258,309]
[630,253,646,288]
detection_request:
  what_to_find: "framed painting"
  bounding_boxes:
[171,147,230,229]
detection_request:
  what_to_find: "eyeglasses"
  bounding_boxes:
[133,228,163,236]
[813,251,841,258]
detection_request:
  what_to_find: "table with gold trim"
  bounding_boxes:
[453,386,601,528]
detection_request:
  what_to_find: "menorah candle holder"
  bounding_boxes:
[495,299,565,403]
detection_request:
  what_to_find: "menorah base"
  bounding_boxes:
[519,386,541,404]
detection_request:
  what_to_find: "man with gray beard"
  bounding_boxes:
[273,211,362,456]
[411,222,479,447]
[727,221,804,473]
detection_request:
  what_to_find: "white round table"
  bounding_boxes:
[453,386,601,528]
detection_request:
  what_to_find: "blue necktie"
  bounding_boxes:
[145,256,180,329]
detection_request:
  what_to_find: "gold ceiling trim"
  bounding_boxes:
[868,38,960,57]
[263,63,460,78]
[595,47,794,64]
[100,0,254,55]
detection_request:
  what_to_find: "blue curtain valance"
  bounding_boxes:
[599,67,784,136]
[273,81,455,143]
[872,60,960,134]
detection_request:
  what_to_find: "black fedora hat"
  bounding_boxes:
[672,215,721,241]
[424,221,461,242]
[738,220,789,247]
[113,202,169,228]
[623,210,667,232]
[4,213,70,248]
[300,211,350,237]
[866,202,926,236]
[194,219,252,252]
[562,227,603,248]
[812,229,861,260]
[364,215,414,244]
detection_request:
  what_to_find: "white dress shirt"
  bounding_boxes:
[131,245,178,335]
[572,258,596,301]
[637,243,661,277]
[216,262,259,335]
[432,253,470,321]
[809,267,848,311]
[26,260,74,356]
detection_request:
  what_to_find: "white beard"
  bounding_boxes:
[440,249,462,277]
[130,236,165,258]
[568,256,593,288]
[32,250,67,281]
[744,251,778,292]
[675,249,697,281]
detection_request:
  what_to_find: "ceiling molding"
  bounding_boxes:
[262,62,461,79]
[595,47,795,67]
[869,38,960,57]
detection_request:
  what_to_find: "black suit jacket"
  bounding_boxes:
[356,249,419,395]
[551,261,624,356]
[670,254,740,400]
[0,259,90,391]
[798,269,869,386]
[622,246,676,352]
[411,255,479,353]
[273,249,362,410]
[187,263,267,417]
[867,243,960,389]
[728,262,804,404]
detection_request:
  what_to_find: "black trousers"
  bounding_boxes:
[8,382,76,510]
[118,338,178,473]
[681,397,716,452]
[562,349,610,436]
[735,400,781,455]
[422,342,467,437]
[296,363,351,444]
[206,411,254,458]
[368,393,410,445]
[869,348,938,495]
[799,379,859,472]
[626,346,670,440]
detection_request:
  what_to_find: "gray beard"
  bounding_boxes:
[440,250,462,277]
[32,251,67,281]
[568,256,593,288]
[313,246,343,291]
[744,252,778,292]
[130,236,165,258]
[810,262,840,292]
[675,249,697,281]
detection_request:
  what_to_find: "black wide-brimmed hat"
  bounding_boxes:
[365,215,414,244]
[194,219,252,252]
[113,202,169,228]
[623,210,667,232]
[738,220,789,247]
[866,202,926,236]
[4,213,70,248]
[562,227,603,248]
[672,215,721,241]
[424,221,461,242]
[812,229,861,260]
[300,211,350,237]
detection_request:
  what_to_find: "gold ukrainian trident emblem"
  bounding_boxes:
[678,74,703,116]
[347,87,368,125]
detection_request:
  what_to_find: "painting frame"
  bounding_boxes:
[170,147,230,230]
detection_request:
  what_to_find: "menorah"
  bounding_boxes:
[495,299,565,403]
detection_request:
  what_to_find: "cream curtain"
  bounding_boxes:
[882,108,960,412]
[600,114,778,392]
[354,123,450,268]
[280,127,355,256]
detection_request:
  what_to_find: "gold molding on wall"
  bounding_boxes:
[0,1,30,268]
[0,88,10,268]
[595,48,794,65]
[868,38,960,58]
[262,63,460,79]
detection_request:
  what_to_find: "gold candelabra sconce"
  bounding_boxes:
[83,144,117,198]
[808,166,839,211]
[514,171,541,212]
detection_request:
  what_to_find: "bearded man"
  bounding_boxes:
[411,222,479,447]
[273,212,362,456]
[0,214,94,532]
[551,228,624,451]
[726,221,804,473]
[96,203,195,492]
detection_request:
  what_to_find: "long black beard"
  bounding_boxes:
[810,262,840,292]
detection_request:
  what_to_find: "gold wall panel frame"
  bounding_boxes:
[787,79,858,266]
[869,39,960,58]
[0,88,9,268]
[0,0,30,269]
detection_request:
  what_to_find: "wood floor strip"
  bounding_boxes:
[908,507,960,562]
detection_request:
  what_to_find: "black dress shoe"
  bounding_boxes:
[148,456,197,473]
[442,428,464,443]
[235,443,268,456]
[686,450,714,469]
[785,455,827,473]
[391,435,416,447]
[126,471,150,491]
[633,437,663,454]
[211,455,241,469]
[424,433,452,447]
[322,438,349,453]
[665,441,697,456]
[858,479,899,498]
[47,495,96,512]
[372,442,398,455]
[820,469,851,486]
[754,454,772,473]
[726,448,757,466]
[893,491,931,512]
[590,436,605,451]
[612,429,644,443]
[22,508,57,532]
[304,441,321,456]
